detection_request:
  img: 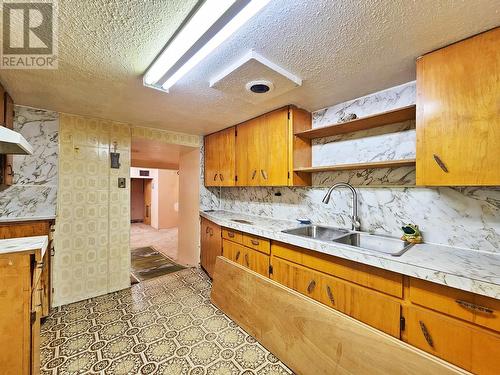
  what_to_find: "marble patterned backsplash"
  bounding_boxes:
[200,81,500,253]
[0,106,59,220]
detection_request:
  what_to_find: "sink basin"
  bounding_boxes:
[333,232,413,256]
[282,225,350,241]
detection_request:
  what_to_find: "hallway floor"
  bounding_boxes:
[40,268,292,375]
[130,223,178,261]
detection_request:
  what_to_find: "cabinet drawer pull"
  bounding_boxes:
[205,226,210,234]
[419,321,434,348]
[456,300,493,314]
[235,251,241,261]
[326,285,335,304]
[250,239,259,246]
[219,174,224,181]
[251,170,257,180]
[260,169,268,180]
[433,154,449,173]
[227,231,235,238]
[307,280,316,294]
[213,173,218,181]
[244,253,249,266]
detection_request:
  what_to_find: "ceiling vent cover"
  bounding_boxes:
[210,50,301,104]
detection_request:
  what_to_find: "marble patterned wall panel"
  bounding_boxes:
[219,186,500,252]
[312,81,416,128]
[199,138,220,211]
[54,114,131,306]
[12,105,59,185]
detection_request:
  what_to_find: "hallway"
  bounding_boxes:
[130,223,178,261]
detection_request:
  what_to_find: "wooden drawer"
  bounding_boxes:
[407,306,500,374]
[271,242,403,298]
[409,278,500,332]
[222,239,269,277]
[272,257,401,337]
[242,233,270,254]
[222,228,243,243]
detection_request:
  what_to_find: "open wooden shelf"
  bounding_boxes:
[295,105,416,139]
[294,159,416,173]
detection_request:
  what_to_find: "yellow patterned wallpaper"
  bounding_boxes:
[54,114,199,306]
[54,114,131,306]
[131,125,200,147]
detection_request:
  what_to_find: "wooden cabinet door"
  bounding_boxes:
[222,239,245,265]
[407,306,500,374]
[242,248,269,277]
[218,127,235,187]
[204,132,219,187]
[200,218,221,277]
[236,118,261,186]
[260,108,289,186]
[416,28,500,186]
[272,257,322,301]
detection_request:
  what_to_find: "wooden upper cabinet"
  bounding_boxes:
[235,106,311,187]
[204,127,236,187]
[416,28,500,186]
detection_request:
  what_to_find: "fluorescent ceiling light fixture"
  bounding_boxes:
[143,0,271,92]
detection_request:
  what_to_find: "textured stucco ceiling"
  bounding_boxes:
[0,0,499,135]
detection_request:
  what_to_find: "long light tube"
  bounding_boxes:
[144,0,271,91]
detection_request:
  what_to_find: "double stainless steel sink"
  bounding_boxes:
[282,225,413,256]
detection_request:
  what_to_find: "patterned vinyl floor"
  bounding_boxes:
[40,268,293,375]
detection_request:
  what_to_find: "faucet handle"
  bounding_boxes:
[351,216,361,231]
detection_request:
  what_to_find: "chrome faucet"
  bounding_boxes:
[322,182,361,231]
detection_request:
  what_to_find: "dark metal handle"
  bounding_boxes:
[251,170,257,180]
[227,232,235,238]
[419,321,434,348]
[326,285,335,304]
[235,251,241,261]
[219,173,224,181]
[261,169,268,180]
[456,300,493,314]
[7,164,13,176]
[244,253,249,266]
[205,226,210,234]
[250,239,259,246]
[433,154,448,173]
[213,173,218,181]
[307,280,316,294]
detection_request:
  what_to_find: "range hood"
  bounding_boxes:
[0,126,33,155]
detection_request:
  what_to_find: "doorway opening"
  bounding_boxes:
[130,138,200,283]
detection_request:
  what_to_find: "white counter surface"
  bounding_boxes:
[0,235,49,258]
[201,210,500,299]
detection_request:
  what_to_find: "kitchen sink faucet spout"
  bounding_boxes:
[322,182,361,231]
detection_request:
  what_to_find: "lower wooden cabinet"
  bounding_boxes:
[0,246,48,375]
[272,256,401,337]
[222,239,269,277]
[200,218,222,278]
[407,306,500,374]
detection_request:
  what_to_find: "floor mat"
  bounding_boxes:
[131,246,186,282]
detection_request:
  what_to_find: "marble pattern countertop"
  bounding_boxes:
[200,210,500,300]
[0,235,49,257]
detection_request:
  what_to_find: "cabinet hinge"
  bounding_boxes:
[235,175,238,182]
[287,111,290,120]
[269,265,273,275]
[287,171,290,179]
[400,316,406,331]
[235,129,237,136]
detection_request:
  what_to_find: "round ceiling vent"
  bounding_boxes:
[245,80,274,94]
